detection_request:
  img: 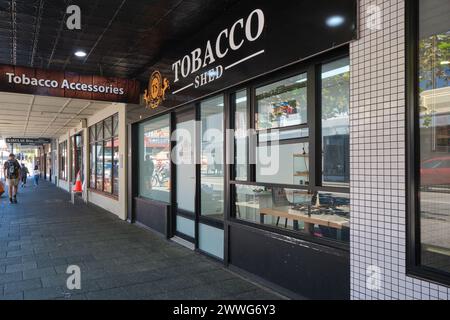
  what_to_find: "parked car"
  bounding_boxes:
[420,157,450,187]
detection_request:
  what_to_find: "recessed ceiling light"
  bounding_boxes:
[74,50,87,58]
[326,15,345,27]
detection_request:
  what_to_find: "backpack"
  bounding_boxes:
[6,160,19,179]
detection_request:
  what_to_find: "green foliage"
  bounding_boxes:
[322,72,350,120]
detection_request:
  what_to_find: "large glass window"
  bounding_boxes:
[200,95,224,220]
[103,118,113,194]
[89,114,119,196]
[255,73,309,185]
[71,134,83,182]
[415,0,450,277]
[59,141,67,181]
[89,126,96,189]
[231,59,350,244]
[256,74,307,130]
[234,90,248,181]
[112,114,120,196]
[256,142,310,186]
[321,57,350,187]
[234,185,349,242]
[138,114,171,203]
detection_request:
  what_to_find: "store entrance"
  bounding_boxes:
[173,106,197,243]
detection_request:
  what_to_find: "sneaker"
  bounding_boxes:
[13,197,17,204]
[9,198,13,204]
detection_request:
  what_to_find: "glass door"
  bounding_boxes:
[173,107,197,242]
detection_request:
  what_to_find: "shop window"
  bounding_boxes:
[71,134,83,182]
[138,114,171,203]
[234,90,248,181]
[89,144,95,189]
[113,136,119,196]
[59,141,67,181]
[89,114,119,196]
[321,57,350,187]
[200,95,224,220]
[231,57,350,245]
[256,74,307,130]
[104,117,113,194]
[408,0,450,282]
[96,143,103,190]
[234,185,349,242]
[254,73,309,185]
[256,142,310,186]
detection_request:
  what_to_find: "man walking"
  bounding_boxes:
[20,163,29,188]
[3,153,21,204]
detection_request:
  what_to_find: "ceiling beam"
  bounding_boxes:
[41,98,72,137]
[30,0,45,67]
[107,0,185,75]
[47,0,73,68]
[82,0,127,65]
[23,95,36,137]
[10,0,17,65]
[53,101,92,136]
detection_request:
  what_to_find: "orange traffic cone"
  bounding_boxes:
[73,171,83,193]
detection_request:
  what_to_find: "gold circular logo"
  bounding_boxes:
[150,72,162,99]
[144,71,169,109]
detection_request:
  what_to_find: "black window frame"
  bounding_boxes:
[71,133,83,183]
[406,0,450,287]
[89,114,119,197]
[228,48,351,251]
[59,141,67,181]
[136,113,172,203]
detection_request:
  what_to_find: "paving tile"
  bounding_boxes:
[0,271,23,284]
[85,287,129,300]
[40,274,69,288]
[23,267,57,280]
[5,261,37,273]
[3,278,42,295]
[0,256,22,267]
[24,286,67,300]
[0,292,24,300]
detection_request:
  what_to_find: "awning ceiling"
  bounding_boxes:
[0,91,113,139]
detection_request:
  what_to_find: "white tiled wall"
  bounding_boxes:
[349,0,449,300]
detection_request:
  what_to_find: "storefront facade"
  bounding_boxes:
[128,0,357,299]
[0,0,448,301]
[54,103,129,220]
[126,0,450,300]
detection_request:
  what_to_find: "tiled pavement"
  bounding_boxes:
[0,181,282,300]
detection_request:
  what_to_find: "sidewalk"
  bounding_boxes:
[0,181,282,300]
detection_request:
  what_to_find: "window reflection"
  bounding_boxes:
[201,96,225,220]
[418,0,450,274]
[138,115,171,203]
[234,90,248,181]
[322,57,350,187]
[256,74,307,130]
[235,185,350,242]
[256,142,310,186]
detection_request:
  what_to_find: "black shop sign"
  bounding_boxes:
[149,0,357,110]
